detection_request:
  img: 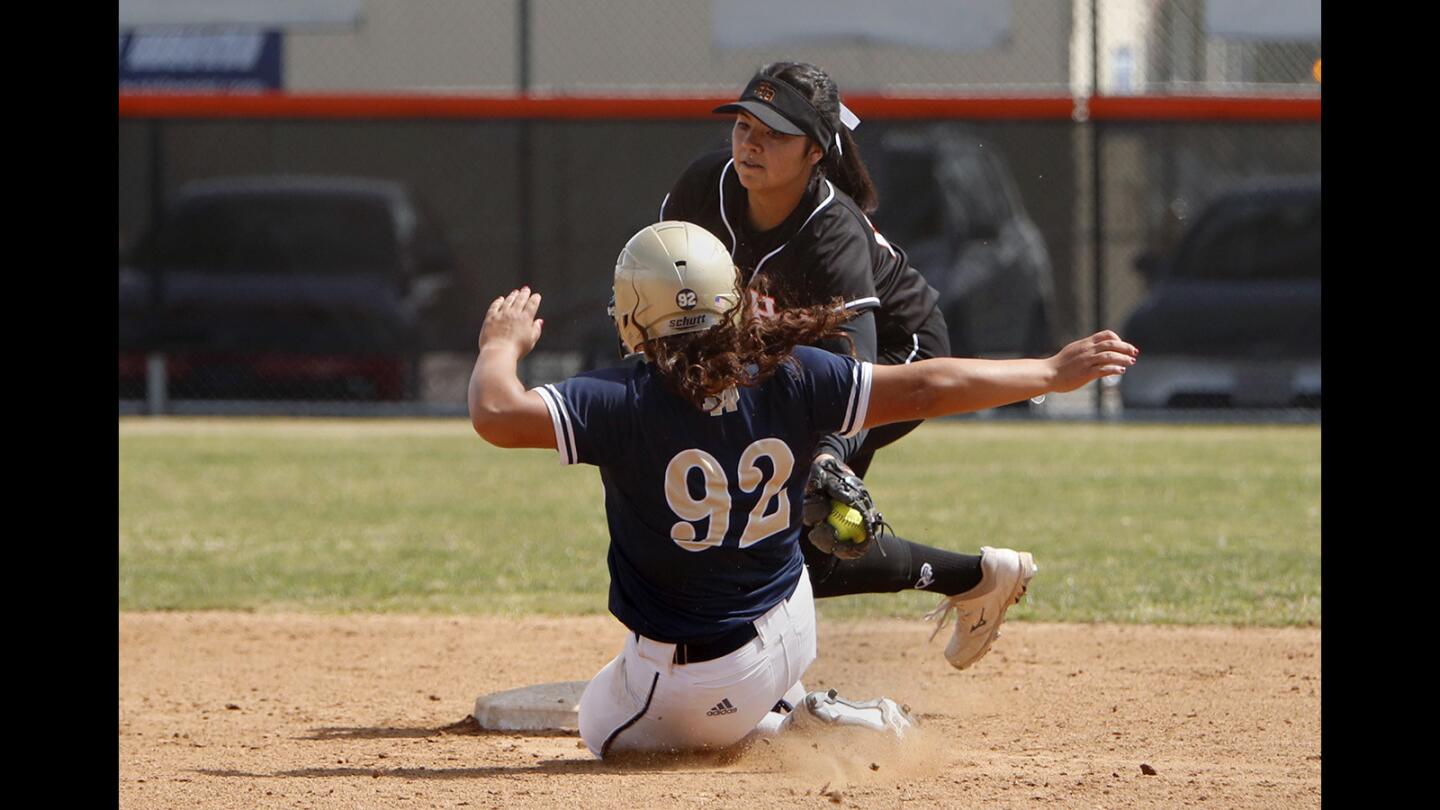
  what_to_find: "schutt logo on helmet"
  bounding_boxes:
[668,314,708,330]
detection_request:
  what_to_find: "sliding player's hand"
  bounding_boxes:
[1047,331,1139,393]
[479,286,544,358]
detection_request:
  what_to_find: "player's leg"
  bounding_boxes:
[751,683,916,740]
[802,450,994,599]
[923,546,1038,670]
[798,688,916,737]
[803,304,966,598]
[799,307,1038,669]
[576,636,662,759]
[579,574,818,758]
[803,531,983,598]
[579,632,776,757]
[801,537,1037,671]
[803,419,984,599]
[749,680,808,737]
[802,301,1028,601]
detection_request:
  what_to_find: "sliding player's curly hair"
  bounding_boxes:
[641,284,853,411]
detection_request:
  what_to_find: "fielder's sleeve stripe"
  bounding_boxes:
[904,333,920,364]
[533,385,577,465]
[839,361,874,438]
[842,296,881,311]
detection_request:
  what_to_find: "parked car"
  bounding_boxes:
[119,175,457,401]
[866,126,1058,359]
[1119,175,1320,409]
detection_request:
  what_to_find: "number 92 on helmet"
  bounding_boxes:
[609,221,742,356]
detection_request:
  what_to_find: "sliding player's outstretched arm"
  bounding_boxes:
[864,331,1139,428]
[468,287,555,449]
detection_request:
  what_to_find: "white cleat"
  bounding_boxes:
[925,546,1037,671]
[802,689,916,738]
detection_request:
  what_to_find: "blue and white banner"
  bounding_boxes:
[119,28,283,91]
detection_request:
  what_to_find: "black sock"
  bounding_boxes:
[803,533,983,598]
[904,540,984,595]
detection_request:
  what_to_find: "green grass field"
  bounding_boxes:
[118,418,1320,626]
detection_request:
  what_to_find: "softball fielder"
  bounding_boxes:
[469,221,1137,757]
[660,61,1050,667]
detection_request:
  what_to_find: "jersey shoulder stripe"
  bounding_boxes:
[533,384,578,465]
[837,361,874,438]
[861,211,900,259]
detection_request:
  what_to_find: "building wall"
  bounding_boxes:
[287,1,519,92]
[283,0,1074,93]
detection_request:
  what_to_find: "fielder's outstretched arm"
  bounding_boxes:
[863,331,1139,428]
[468,287,556,449]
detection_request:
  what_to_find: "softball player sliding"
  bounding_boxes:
[469,221,1137,757]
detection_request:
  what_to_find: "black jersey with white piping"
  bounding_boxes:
[661,150,941,356]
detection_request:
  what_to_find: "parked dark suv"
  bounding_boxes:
[1119,175,1320,409]
[119,176,457,401]
[867,126,1057,359]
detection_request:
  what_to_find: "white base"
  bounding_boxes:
[472,680,588,731]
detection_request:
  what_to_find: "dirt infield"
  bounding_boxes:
[119,613,1319,809]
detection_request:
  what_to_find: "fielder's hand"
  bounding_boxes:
[1046,330,1139,394]
[479,286,545,358]
[803,454,887,560]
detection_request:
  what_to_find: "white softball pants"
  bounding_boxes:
[578,572,817,758]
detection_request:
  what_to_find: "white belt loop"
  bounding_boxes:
[781,571,807,620]
[755,574,807,648]
[633,632,677,671]
[752,600,787,649]
[753,611,777,648]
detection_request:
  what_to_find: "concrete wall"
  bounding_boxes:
[284,0,1074,93]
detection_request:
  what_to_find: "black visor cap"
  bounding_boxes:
[714,99,806,136]
[713,76,834,147]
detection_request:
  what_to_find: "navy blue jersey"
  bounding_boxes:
[533,346,874,643]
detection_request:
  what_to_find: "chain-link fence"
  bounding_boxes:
[1084,0,1321,96]
[118,0,1320,420]
[121,0,1322,96]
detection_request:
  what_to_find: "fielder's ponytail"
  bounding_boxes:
[759,61,879,214]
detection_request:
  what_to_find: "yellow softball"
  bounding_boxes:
[826,500,867,544]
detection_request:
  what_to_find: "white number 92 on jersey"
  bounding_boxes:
[664,439,795,552]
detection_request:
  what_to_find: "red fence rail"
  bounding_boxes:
[118,93,1320,122]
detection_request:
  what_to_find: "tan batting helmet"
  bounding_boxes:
[611,221,741,356]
